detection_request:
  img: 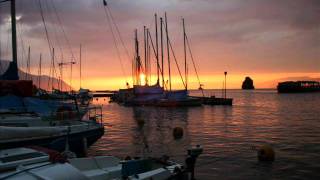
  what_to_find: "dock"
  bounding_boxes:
[92,90,117,98]
[191,96,233,106]
[202,97,233,106]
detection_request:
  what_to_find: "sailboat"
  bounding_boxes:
[152,15,201,107]
[0,0,90,120]
[113,13,202,107]
[0,0,104,156]
[117,29,165,106]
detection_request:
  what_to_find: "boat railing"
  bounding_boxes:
[86,106,103,125]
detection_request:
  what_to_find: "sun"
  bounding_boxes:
[140,73,146,85]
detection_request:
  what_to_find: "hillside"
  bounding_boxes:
[0,60,72,91]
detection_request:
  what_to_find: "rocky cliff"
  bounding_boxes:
[242,76,255,90]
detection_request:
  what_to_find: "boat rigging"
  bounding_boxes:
[58,61,76,92]
[102,0,131,88]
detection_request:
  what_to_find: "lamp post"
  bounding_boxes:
[224,71,227,99]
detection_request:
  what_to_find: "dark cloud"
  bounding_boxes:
[0,0,319,76]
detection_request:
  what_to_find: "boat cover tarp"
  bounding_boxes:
[0,95,76,117]
[23,98,63,117]
[0,95,25,112]
[24,97,76,117]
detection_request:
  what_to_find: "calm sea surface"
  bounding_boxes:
[88,90,320,179]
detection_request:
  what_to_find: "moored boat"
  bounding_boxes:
[109,12,205,107]
[0,107,104,156]
[277,81,320,93]
[156,97,202,107]
[0,146,203,179]
[156,90,202,107]
[0,93,88,121]
[201,96,233,106]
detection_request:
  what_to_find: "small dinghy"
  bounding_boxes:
[0,146,203,180]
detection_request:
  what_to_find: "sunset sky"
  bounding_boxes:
[0,0,319,90]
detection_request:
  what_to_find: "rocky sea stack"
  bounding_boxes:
[242,77,255,90]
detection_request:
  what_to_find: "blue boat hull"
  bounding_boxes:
[0,126,104,157]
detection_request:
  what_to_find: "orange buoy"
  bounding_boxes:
[257,145,275,162]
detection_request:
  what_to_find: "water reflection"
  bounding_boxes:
[130,107,191,160]
[89,90,320,179]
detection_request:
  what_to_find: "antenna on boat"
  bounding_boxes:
[58,61,76,92]
[165,13,172,91]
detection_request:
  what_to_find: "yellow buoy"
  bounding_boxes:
[173,127,184,139]
[257,145,275,162]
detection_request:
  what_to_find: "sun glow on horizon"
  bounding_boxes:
[68,72,320,91]
[139,73,146,86]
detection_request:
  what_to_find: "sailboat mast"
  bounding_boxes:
[146,28,150,85]
[0,0,18,80]
[144,26,147,85]
[27,46,30,80]
[160,18,164,88]
[148,33,151,83]
[70,61,73,92]
[165,13,171,91]
[60,55,63,91]
[183,18,187,91]
[155,14,159,85]
[11,0,17,66]
[52,48,55,90]
[80,44,82,89]
[38,53,42,89]
[134,29,141,85]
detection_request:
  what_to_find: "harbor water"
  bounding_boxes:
[89,89,320,179]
